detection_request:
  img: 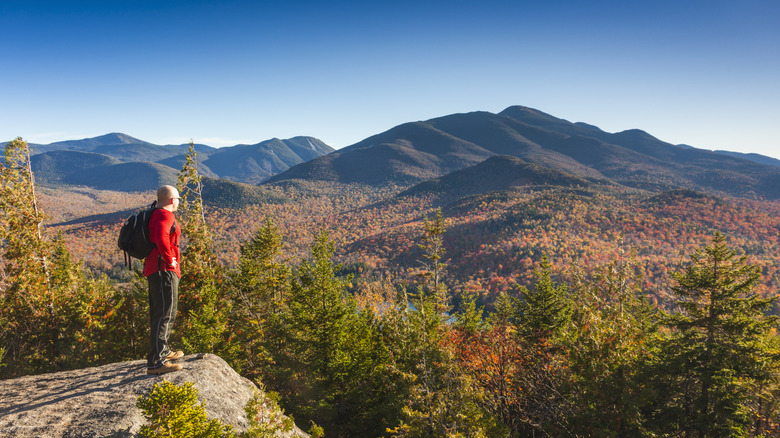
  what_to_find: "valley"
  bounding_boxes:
[30,105,780,312]
[41,178,780,314]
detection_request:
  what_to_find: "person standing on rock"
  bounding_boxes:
[144,185,184,375]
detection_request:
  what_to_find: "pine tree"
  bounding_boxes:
[272,229,397,436]
[176,140,222,290]
[255,229,415,436]
[453,290,485,335]
[137,380,235,438]
[456,256,573,437]
[517,254,572,342]
[174,141,232,359]
[389,209,493,437]
[277,229,348,429]
[285,229,350,378]
[653,233,780,437]
[104,271,149,362]
[229,218,291,379]
[565,248,658,436]
[416,208,448,313]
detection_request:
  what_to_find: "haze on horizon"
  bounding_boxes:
[2,0,779,159]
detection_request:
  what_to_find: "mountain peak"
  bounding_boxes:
[46,133,152,149]
[500,105,560,120]
[615,128,656,139]
[94,132,145,144]
[498,106,574,130]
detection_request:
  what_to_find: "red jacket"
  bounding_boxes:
[143,208,181,278]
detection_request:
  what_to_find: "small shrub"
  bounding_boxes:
[137,379,235,438]
[243,387,294,437]
[307,421,324,438]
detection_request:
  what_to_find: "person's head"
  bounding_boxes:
[157,185,180,212]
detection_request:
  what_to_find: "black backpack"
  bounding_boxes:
[117,201,159,268]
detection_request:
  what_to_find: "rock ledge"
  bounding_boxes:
[0,354,306,437]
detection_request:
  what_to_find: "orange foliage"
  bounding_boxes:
[40,183,780,311]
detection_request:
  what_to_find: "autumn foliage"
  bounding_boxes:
[4,137,780,436]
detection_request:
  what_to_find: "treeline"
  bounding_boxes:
[3,138,780,437]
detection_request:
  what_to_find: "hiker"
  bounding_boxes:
[144,185,184,375]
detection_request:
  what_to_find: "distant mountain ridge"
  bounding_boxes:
[266,106,780,200]
[25,133,334,191]
[14,107,780,199]
[398,154,599,204]
[714,150,780,167]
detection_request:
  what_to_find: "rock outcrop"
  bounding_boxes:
[0,354,306,437]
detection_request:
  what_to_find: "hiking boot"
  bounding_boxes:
[166,350,184,360]
[147,362,183,375]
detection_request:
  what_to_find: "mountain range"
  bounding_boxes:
[267,106,780,200]
[25,133,333,191]
[14,106,780,200]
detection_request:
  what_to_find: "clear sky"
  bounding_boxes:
[2,0,779,159]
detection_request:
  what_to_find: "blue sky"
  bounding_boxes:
[2,0,779,159]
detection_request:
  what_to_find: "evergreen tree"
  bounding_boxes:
[455,256,574,437]
[285,229,350,382]
[174,141,233,359]
[390,209,494,437]
[565,248,658,436]
[137,380,235,438]
[0,138,50,298]
[46,233,112,369]
[228,218,291,380]
[106,272,150,362]
[390,288,494,438]
[453,290,485,335]
[1,138,59,375]
[653,233,780,437]
[0,138,122,376]
[176,141,222,291]
[273,229,398,437]
[517,254,572,343]
[416,208,448,313]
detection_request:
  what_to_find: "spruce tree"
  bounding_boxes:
[453,290,485,335]
[654,233,780,437]
[229,217,291,379]
[460,256,573,437]
[274,229,395,436]
[390,209,493,437]
[137,380,235,438]
[106,271,150,362]
[176,140,222,290]
[416,208,448,312]
[175,141,232,359]
[517,254,572,342]
[565,249,658,436]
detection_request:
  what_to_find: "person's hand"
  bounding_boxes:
[169,258,178,269]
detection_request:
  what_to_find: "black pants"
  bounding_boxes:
[147,271,179,369]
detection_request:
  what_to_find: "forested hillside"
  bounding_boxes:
[43,171,780,314]
[5,124,780,437]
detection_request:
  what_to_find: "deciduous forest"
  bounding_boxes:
[3,138,780,437]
